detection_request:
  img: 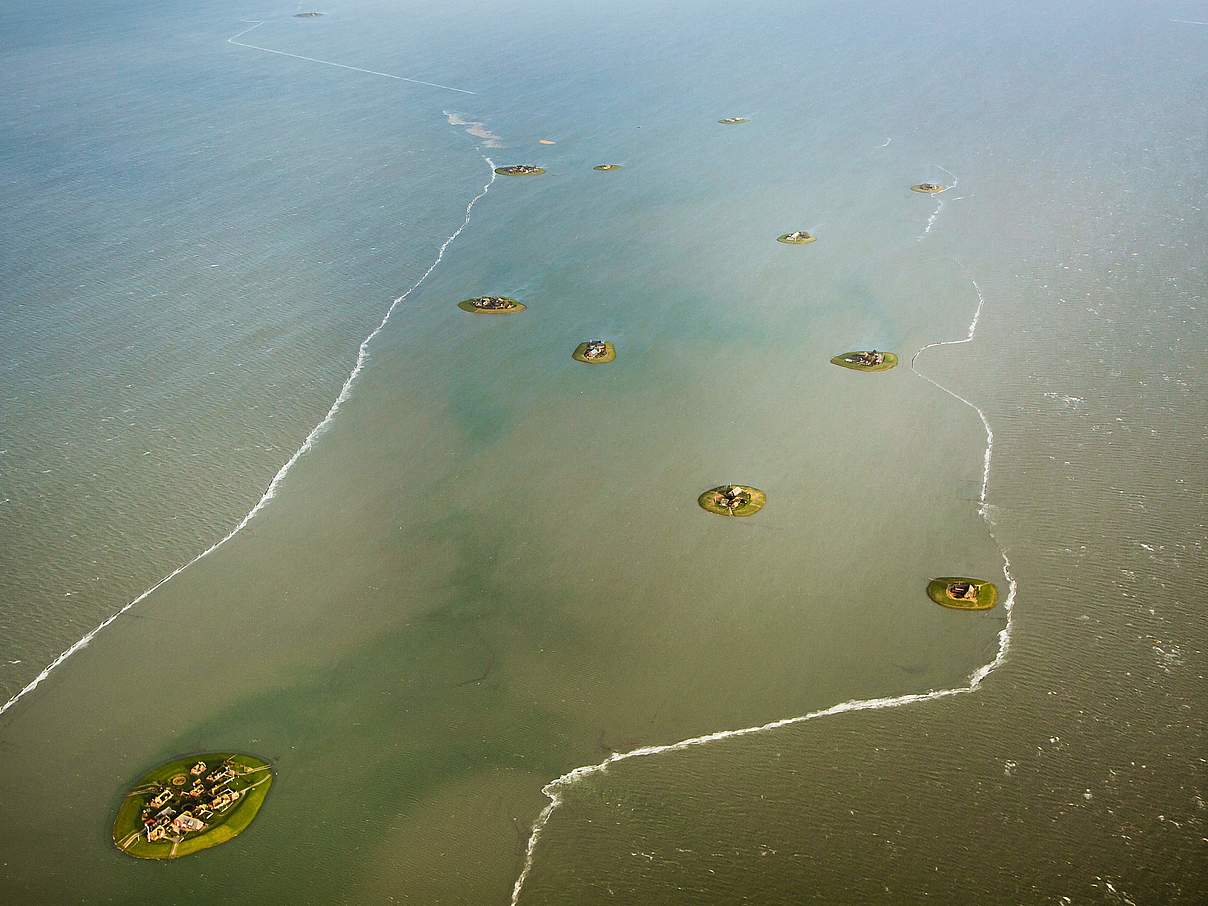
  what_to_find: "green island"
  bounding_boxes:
[112,753,273,860]
[927,577,999,611]
[777,230,817,245]
[572,340,616,364]
[593,164,622,171]
[293,11,323,17]
[494,165,545,176]
[698,484,767,517]
[911,182,947,194]
[457,295,526,314]
[718,116,749,125]
[830,350,898,372]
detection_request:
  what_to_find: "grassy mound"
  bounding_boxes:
[718,117,749,125]
[457,297,526,314]
[572,341,616,364]
[927,577,999,611]
[494,165,545,176]
[593,164,622,171]
[112,753,273,860]
[777,231,817,245]
[698,485,767,517]
[830,351,899,372]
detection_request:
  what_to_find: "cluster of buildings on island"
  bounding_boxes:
[715,485,752,510]
[470,296,520,311]
[580,339,609,359]
[495,165,545,176]
[843,350,887,367]
[946,581,982,602]
[140,759,244,844]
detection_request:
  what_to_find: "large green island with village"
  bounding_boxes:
[112,753,273,860]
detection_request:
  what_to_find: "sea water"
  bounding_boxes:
[1,1,1204,903]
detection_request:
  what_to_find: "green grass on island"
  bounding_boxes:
[572,340,616,364]
[112,753,273,860]
[698,485,767,517]
[911,183,947,194]
[830,351,898,372]
[777,231,816,244]
[927,577,999,611]
[718,116,749,125]
[593,164,622,171]
[458,296,526,314]
[494,165,545,176]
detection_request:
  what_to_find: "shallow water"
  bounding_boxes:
[1,1,1204,903]
[0,0,493,702]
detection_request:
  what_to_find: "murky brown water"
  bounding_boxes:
[1,2,1204,904]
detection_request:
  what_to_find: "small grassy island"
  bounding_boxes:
[830,350,899,372]
[458,295,526,314]
[593,164,622,171]
[698,484,767,517]
[718,117,750,125]
[777,230,817,245]
[927,577,999,611]
[494,165,545,176]
[112,753,273,860]
[293,11,323,16]
[572,339,616,364]
[911,183,947,194]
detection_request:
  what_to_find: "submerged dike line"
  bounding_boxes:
[509,277,1017,905]
[918,165,959,240]
[0,155,498,721]
[227,20,477,95]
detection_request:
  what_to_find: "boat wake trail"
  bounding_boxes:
[509,277,1016,905]
[227,20,476,94]
[0,154,497,721]
[918,165,959,240]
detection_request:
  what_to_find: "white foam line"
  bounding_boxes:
[918,165,959,240]
[1170,18,1208,26]
[911,278,989,505]
[0,155,497,721]
[510,276,1017,904]
[920,199,943,237]
[227,20,477,95]
[878,137,892,148]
